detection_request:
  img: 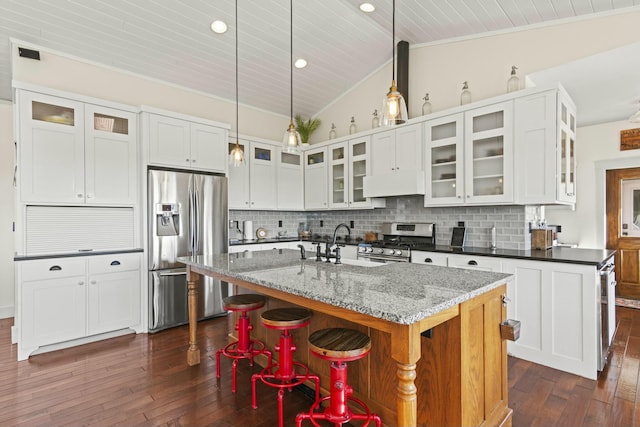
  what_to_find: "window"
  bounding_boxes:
[620,178,640,236]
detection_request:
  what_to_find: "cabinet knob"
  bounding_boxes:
[77,193,83,198]
[192,159,196,163]
[251,201,254,205]
[466,195,470,198]
[457,195,462,199]
[245,201,249,205]
[78,281,84,286]
[185,158,190,162]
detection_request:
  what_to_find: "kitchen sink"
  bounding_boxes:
[338,258,383,267]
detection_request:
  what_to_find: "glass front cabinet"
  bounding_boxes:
[328,136,384,209]
[557,95,577,204]
[424,113,464,205]
[463,101,514,204]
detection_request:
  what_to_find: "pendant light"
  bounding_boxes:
[382,0,408,126]
[282,0,301,153]
[229,0,244,166]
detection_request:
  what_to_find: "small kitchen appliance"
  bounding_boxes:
[243,220,254,241]
[357,222,436,263]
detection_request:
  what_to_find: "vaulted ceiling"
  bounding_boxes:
[1,0,639,122]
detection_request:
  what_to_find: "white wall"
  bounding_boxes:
[0,101,15,318]
[313,9,640,143]
[545,120,640,249]
[11,46,288,142]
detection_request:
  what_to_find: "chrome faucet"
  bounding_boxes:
[326,223,351,264]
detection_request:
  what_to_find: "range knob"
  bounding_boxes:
[383,248,395,256]
[395,249,403,256]
[374,248,384,255]
[366,247,373,253]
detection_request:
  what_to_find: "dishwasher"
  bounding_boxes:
[598,260,616,371]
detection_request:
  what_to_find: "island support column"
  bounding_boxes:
[186,267,200,366]
[391,323,422,427]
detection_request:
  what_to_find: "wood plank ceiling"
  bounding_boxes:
[0,0,638,118]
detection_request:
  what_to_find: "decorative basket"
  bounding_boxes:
[94,117,115,132]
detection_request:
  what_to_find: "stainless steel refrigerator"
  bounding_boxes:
[148,168,228,333]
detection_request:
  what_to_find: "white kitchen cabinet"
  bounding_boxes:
[228,139,283,210]
[364,123,425,197]
[514,86,577,205]
[277,150,304,209]
[447,253,503,271]
[410,250,448,266]
[147,112,227,173]
[228,140,250,209]
[18,90,138,205]
[329,141,349,209]
[249,141,277,209]
[424,113,465,206]
[463,101,514,204]
[502,258,598,379]
[15,252,142,360]
[305,146,328,209]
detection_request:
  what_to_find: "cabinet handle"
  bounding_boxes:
[77,193,83,198]
[466,195,470,198]
[49,265,62,271]
[110,260,121,266]
[185,158,190,162]
[424,258,432,263]
[457,195,462,199]
[468,260,478,266]
[90,280,97,285]
[251,201,254,205]
[245,201,249,205]
[192,159,196,163]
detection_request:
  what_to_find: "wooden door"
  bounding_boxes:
[606,167,640,299]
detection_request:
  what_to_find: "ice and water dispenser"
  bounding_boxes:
[156,203,180,236]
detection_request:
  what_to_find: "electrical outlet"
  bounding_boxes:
[458,221,465,227]
[350,220,355,228]
[320,220,324,227]
[278,220,283,227]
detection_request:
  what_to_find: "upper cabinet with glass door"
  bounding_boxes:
[424,113,464,206]
[513,85,577,205]
[463,101,514,204]
[17,90,138,205]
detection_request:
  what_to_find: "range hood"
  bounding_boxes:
[363,170,425,198]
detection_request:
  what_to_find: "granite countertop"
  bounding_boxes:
[178,249,513,325]
[420,245,615,268]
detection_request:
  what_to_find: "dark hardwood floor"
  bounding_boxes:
[2,306,640,426]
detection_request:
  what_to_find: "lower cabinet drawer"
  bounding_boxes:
[88,253,140,274]
[447,254,502,272]
[19,258,86,281]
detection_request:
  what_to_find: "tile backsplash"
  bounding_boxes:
[231,196,535,250]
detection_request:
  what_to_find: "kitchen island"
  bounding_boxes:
[178,249,515,427]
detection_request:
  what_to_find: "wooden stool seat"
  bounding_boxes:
[308,328,371,362]
[223,294,267,311]
[296,327,381,427]
[261,307,312,329]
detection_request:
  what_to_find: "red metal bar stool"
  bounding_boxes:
[216,294,272,393]
[296,328,382,427]
[252,307,320,427]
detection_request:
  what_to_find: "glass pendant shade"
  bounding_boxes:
[382,80,408,126]
[230,142,244,166]
[283,120,301,153]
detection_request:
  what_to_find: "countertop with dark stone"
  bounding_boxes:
[178,249,513,325]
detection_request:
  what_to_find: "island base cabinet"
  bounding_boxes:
[237,283,511,427]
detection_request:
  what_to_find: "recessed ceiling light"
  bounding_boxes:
[210,20,228,34]
[359,3,375,12]
[294,58,307,69]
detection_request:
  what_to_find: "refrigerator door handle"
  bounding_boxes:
[189,177,196,254]
[193,180,200,253]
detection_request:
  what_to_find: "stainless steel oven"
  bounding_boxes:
[356,222,436,263]
[598,260,616,371]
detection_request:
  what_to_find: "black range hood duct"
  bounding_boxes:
[397,40,409,114]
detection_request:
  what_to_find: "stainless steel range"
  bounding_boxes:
[357,222,436,263]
